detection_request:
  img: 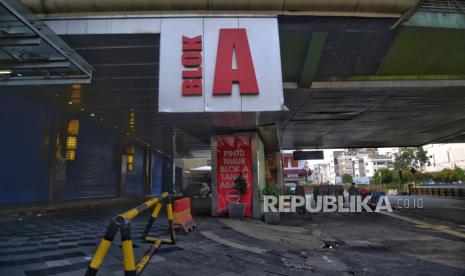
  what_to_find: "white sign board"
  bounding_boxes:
[158,17,284,113]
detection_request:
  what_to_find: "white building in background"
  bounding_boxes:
[282,147,403,183]
[307,150,336,184]
[363,154,396,177]
[333,148,399,178]
[377,147,400,157]
[282,150,336,184]
[423,143,465,172]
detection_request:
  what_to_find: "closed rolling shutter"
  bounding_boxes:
[126,147,144,196]
[65,123,117,199]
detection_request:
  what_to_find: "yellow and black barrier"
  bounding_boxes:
[85,192,176,276]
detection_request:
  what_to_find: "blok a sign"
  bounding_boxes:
[182,29,259,97]
[159,17,283,112]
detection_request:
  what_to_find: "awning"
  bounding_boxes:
[0,0,93,85]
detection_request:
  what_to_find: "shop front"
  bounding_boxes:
[157,16,285,218]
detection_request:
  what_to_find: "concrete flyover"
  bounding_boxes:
[21,0,419,17]
[1,1,465,275]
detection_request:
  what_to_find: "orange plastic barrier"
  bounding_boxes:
[173,197,197,234]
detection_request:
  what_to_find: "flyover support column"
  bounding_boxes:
[48,114,67,204]
[211,132,264,219]
[115,145,127,197]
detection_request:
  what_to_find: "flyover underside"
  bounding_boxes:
[6,32,465,157]
[282,82,465,149]
[3,12,465,157]
[21,0,418,17]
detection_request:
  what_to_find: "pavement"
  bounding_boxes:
[0,196,464,275]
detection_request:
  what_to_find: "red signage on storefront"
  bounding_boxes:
[182,35,203,96]
[216,136,252,217]
[213,29,259,95]
[181,29,259,97]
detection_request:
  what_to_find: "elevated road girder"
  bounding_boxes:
[282,80,465,149]
[21,0,419,18]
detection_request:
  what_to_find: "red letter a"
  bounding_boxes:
[213,29,259,95]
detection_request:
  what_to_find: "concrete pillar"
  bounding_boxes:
[48,115,67,204]
[253,133,266,219]
[144,150,153,195]
[211,132,264,219]
[276,151,285,192]
[116,146,127,197]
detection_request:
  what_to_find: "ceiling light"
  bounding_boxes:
[16,73,22,77]
[90,113,95,117]
[80,108,85,111]
[68,101,73,105]
[0,70,12,74]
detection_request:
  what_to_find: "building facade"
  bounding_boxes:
[423,143,465,172]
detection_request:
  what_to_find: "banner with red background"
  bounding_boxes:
[216,136,252,217]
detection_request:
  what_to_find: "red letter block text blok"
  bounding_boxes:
[182,79,202,95]
[182,35,203,96]
[182,35,202,51]
[213,29,259,95]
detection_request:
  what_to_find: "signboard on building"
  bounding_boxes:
[216,136,252,217]
[293,150,324,160]
[159,17,284,112]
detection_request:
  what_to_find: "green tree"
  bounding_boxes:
[419,172,434,184]
[234,172,248,194]
[341,174,353,184]
[262,185,282,197]
[374,168,398,185]
[400,169,414,183]
[438,169,457,183]
[453,167,465,182]
[432,172,442,183]
[394,147,431,172]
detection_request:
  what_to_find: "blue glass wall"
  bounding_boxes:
[0,93,53,204]
[151,153,163,195]
[0,93,171,203]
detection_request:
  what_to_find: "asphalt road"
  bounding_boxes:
[388,195,465,226]
[0,196,464,275]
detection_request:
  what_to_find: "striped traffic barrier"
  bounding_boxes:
[121,223,136,276]
[85,192,176,276]
[86,220,120,276]
[173,197,197,234]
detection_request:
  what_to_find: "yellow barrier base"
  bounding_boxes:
[85,192,176,276]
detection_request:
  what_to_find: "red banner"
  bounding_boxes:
[216,136,252,217]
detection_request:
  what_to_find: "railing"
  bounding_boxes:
[85,192,176,276]
[409,187,465,198]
